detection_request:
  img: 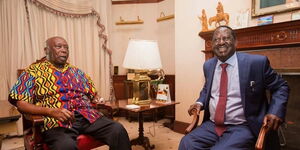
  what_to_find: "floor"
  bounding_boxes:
[2,117,299,150]
[1,117,184,150]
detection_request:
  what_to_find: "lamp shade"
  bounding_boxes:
[123,39,162,70]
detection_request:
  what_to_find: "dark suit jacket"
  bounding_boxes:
[196,52,289,137]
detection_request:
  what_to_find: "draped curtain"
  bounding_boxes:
[0,0,30,101]
[0,0,115,102]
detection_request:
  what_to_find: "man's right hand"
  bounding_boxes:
[48,108,74,123]
[188,103,202,116]
[16,101,74,123]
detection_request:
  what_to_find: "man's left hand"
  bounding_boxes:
[263,114,283,130]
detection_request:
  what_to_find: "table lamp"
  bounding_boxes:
[123,39,162,105]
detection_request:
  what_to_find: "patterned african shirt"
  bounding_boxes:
[9,60,102,132]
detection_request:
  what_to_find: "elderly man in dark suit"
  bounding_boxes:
[179,26,289,150]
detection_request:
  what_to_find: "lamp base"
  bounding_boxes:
[130,70,152,105]
[131,98,151,105]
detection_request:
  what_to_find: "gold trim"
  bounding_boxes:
[156,12,174,22]
[115,16,144,25]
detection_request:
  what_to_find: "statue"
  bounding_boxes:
[198,9,209,32]
[208,2,230,28]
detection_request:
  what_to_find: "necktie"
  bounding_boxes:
[214,63,228,136]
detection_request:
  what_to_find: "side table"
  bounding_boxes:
[117,99,179,150]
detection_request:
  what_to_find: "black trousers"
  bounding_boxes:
[42,111,131,150]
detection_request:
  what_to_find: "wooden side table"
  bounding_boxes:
[0,101,21,149]
[117,99,179,150]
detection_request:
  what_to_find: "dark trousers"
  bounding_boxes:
[42,112,131,150]
[179,120,255,150]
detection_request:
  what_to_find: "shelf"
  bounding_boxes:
[116,16,144,25]
[156,13,174,22]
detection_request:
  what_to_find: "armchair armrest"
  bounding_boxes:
[184,110,271,150]
[93,102,117,119]
[185,109,200,134]
[22,114,45,150]
[23,114,44,126]
[255,123,271,150]
[22,113,105,150]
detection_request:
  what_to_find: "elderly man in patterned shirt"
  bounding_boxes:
[9,36,131,150]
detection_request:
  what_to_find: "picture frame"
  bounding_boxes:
[156,84,171,103]
[252,0,300,17]
[257,15,273,25]
[234,9,250,29]
[291,10,300,20]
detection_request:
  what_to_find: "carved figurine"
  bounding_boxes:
[208,2,230,28]
[198,9,209,32]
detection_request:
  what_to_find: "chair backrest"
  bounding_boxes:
[17,57,46,132]
[17,57,47,77]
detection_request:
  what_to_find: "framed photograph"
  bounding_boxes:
[257,15,273,25]
[156,84,171,103]
[234,9,250,29]
[291,10,300,20]
[252,0,300,17]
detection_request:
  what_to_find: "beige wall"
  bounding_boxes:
[109,0,292,123]
[158,0,175,75]
[174,0,292,123]
[111,0,175,75]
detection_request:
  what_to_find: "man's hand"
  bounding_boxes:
[16,101,74,123]
[263,114,283,130]
[48,108,74,123]
[188,103,202,116]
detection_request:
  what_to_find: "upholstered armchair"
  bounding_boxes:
[22,105,111,150]
[185,109,278,150]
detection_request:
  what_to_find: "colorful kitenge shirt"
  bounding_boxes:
[9,60,102,132]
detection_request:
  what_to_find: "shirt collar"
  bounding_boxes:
[44,60,70,72]
[217,52,237,67]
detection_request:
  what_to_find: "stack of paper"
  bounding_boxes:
[126,104,140,109]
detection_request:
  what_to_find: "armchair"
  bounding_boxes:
[16,57,110,150]
[184,109,274,150]
[22,103,116,150]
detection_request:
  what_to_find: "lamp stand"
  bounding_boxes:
[131,70,151,105]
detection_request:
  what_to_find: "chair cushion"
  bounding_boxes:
[77,134,104,150]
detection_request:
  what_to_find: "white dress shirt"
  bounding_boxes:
[209,52,246,125]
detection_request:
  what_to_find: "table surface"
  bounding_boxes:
[0,101,20,123]
[105,99,179,150]
[103,99,179,113]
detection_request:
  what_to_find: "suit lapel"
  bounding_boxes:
[206,58,218,102]
[237,53,250,109]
